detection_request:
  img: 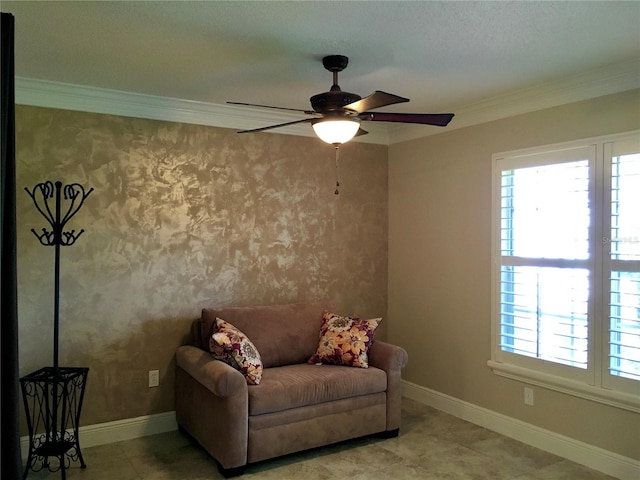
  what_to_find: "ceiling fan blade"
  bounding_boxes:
[228,101,316,115]
[355,128,369,137]
[238,118,313,134]
[358,112,454,127]
[343,91,409,113]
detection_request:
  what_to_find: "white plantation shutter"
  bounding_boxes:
[498,157,592,372]
[499,266,589,368]
[500,161,590,260]
[608,151,640,381]
[491,132,640,411]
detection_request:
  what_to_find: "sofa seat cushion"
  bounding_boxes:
[248,363,387,416]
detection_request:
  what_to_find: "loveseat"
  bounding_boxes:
[175,302,408,476]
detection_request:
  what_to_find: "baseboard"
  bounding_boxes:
[20,411,177,459]
[402,381,639,480]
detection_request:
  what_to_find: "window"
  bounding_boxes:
[489,132,640,412]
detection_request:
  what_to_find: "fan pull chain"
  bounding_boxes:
[334,145,341,195]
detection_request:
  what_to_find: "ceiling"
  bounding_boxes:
[4,1,640,144]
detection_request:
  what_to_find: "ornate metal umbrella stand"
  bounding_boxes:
[20,181,92,480]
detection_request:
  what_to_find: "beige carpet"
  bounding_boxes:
[24,397,616,479]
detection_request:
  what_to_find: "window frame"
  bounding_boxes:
[488,131,640,413]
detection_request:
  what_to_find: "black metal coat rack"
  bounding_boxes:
[20,181,93,480]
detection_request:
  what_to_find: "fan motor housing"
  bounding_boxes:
[322,55,349,72]
[310,91,361,114]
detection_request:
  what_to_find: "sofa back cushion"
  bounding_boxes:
[200,302,329,368]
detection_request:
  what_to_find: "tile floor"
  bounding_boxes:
[24,397,617,480]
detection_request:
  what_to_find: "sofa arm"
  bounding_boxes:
[368,341,408,373]
[176,345,247,398]
[368,341,408,432]
[176,345,249,471]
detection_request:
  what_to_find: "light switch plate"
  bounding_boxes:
[149,370,159,388]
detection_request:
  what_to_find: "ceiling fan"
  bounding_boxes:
[228,55,454,145]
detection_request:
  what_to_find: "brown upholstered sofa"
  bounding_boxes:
[175,302,408,477]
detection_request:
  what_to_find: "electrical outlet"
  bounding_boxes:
[149,370,159,388]
[524,387,534,406]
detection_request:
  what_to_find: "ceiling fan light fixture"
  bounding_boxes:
[311,118,360,145]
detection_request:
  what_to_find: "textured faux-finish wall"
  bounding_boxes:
[388,89,640,460]
[16,105,388,427]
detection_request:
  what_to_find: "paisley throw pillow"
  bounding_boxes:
[209,317,263,385]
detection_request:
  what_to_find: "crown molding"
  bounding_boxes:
[16,57,639,146]
[14,77,390,145]
[387,57,640,144]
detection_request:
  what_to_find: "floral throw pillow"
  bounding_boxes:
[209,317,263,385]
[308,311,381,368]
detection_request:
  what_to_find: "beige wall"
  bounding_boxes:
[16,105,388,427]
[388,89,640,460]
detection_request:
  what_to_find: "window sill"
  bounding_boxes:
[487,360,640,413]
